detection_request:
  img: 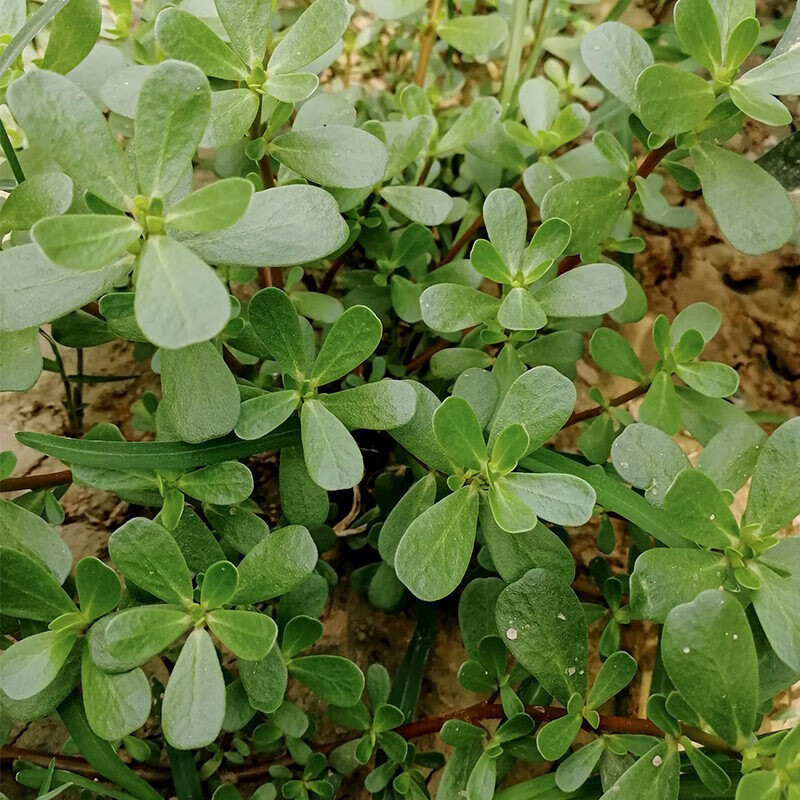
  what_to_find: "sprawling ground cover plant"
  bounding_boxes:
[1,0,799,797]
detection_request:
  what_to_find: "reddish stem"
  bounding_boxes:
[318,254,347,294]
[564,384,648,428]
[558,139,677,275]
[0,469,73,493]
[0,746,170,782]
[404,339,450,373]
[0,695,743,787]
[415,0,443,87]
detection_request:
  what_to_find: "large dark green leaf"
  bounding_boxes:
[495,568,587,705]
[662,589,758,747]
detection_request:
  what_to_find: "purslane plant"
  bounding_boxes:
[1,0,800,799]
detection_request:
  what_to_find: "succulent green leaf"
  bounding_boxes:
[234,524,318,605]
[0,547,76,622]
[540,178,628,256]
[0,498,73,584]
[266,0,349,76]
[380,186,453,226]
[288,655,365,706]
[662,589,758,746]
[109,518,193,605]
[279,445,330,528]
[102,605,193,666]
[207,609,277,661]
[135,60,211,199]
[599,741,679,800]
[272,126,388,189]
[200,89,260,149]
[555,738,605,793]
[7,70,136,208]
[31,215,141,272]
[81,648,150,741]
[182,186,349,267]
[580,22,654,110]
[673,0,723,72]
[0,630,77,700]
[176,462,253,505]
[248,287,307,379]
[236,390,300,440]
[165,178,253,233]
[729,83,792,126]
[501,472,596,527]
[420,284,501,332]
[742,417,800,536]
[436,14,507,56]
[495,568,588,705]
[433,396,487,471]
[160,341,241,445]
[162,628,225,749]
[395,486,479,601]
[497,288,547,331]
[739,46,800,96]
[75,557,121,622]
[636,65,715,137]
[311,305,382,386]
[691,142,795,255]
[213,0,270,67]
[135,235,229,349]
[154,8,247,81]
[536,713,581,761]
[0,172,73,236]
[488,366,576,454]
[533,264,627,317]
[662,468,738,548]
[586,651,637,710]
[611,423,690,506]
[317,380,416,430]
[751,540,800,671]
[378,473,437,566]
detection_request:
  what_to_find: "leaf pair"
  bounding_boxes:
[156,0,348,105]
[674,0,794,126]
[623,417,800,676]
[241,615,364,713]
[508,77,590,156]
[592,302,738,436]
[239,288,414,490]
[0,550,152,743]
[4,65,350,349]
[7,64,245,349]
[421,188,627,334]
[96,517,314,747]
[393,368,595,600]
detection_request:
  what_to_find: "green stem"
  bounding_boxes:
[57,693,162,800]
[388,602,436,722]
[499,0,529,113]
[166,746,203,800]
[605,0,632,21]
[514,0,552,102]
[73,348,84,437]
[41,331,79,436]
[0,118,24,184]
